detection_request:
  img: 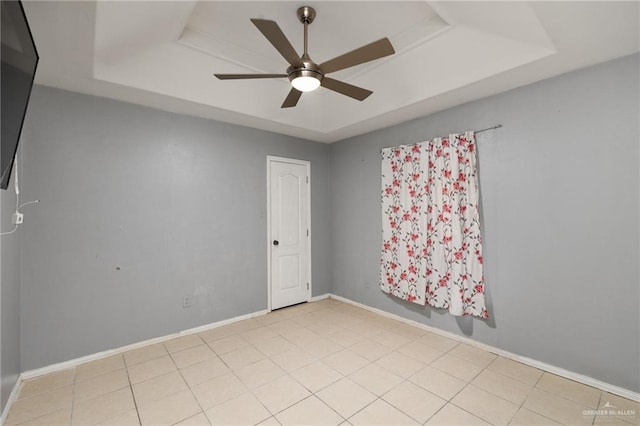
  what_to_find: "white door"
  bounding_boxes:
[268,157,310,310]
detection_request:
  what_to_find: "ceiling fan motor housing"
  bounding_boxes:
[287,60,323,84]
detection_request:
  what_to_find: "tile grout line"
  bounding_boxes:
[339,337,461,425]
[424,349,495,426]
[274,302,377,422]
[324,329,453,424]
[253,315,347,422]
[269,310,346,422]
[508,367,540,425]
[591,392,603,426]
[70,366,77,425]
[376,357,437,425]
[256,305,368,422]
[462,357,519,426]
[336,303,441,423]
[7,369,76,425]
[232,367,273,423]
[200,322,296,422]
[173,347,211,425]
[122,354,144,426]
[457,356,536,425]
[513,371,551,425]
[212,326,288,424]
[163,343,205,425]
[183,327,284,423]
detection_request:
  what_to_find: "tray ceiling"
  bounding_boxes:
[23,1,639,143]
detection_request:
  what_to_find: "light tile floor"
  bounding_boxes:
[5,298,639,425]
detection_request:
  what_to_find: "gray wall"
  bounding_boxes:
[19,86,331,370]
[12,54,639,395]
[1,171,21,410]
[330,53,639,392]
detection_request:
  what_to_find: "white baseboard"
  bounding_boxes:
[20,308,268,381]
[328,293,640,402]
[309,293,330,302]
[0,374,22,425]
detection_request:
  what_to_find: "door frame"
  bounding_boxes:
[266,156,312,312]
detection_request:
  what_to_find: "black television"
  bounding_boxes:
[1,0,38,190]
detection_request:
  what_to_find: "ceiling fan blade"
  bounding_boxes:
[321,77,372,101]
[214,74,287,80]
[281,88,302,108]
[320,38,395,74]
[250,19,303,68]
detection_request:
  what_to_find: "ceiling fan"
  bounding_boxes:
[214,6,395,108]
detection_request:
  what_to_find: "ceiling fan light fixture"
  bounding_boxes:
[291,75,320,92]
[288,67,323,92]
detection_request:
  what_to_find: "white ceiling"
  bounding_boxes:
[23,1,639,143]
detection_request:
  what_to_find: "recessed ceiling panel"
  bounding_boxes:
[183,2,443,68]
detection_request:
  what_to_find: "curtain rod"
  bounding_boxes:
[380,124,503,153]
[475,123,503,134]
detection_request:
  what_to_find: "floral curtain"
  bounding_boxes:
[380,132,488,318]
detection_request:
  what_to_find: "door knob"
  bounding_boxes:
[273,240,279,246]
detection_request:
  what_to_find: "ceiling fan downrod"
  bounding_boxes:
[297,6,316,58]
[287,6,323,91]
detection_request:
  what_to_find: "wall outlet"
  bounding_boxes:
[182,296,192,308]
[12,212,23,225]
